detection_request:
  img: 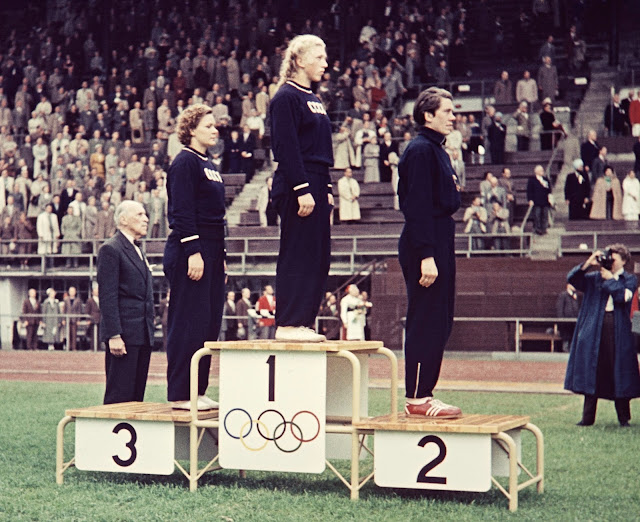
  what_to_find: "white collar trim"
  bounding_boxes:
[286,81,313,94]
[182,146,208,161]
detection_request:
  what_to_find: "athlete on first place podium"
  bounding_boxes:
[269,35,334,343]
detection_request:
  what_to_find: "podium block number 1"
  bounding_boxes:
[219,350,326,473]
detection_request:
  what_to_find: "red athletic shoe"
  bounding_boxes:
[404,398,462,419]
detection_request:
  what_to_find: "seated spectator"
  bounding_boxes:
[338,167,361,224]
[463,196,487,250]
[621,170,639,221]
[590,166,622,220]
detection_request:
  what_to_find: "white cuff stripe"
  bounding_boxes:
[293,183,310,191]
[327,184,333,187]
[180,235,200,243]
[624,289,633,302]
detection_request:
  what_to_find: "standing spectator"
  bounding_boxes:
[60,206,82,268]
[556,283,580,353]
[537,56,558,104]
[512,101,533,151]
[463,196,487,250]
[318,293,341,340]
[95,200,116,239]
[493,71,513,105]
[62,286,83,351]
[379,132,398,183]
[340,284,366,341]
[539,99,563,150]
[21,288,41,350]
[515,70,538,109]
[449,149,465,190]
[220,291,238,341]
[15,212,35,269]
[634,136,640,174]
[257,177,278,227]
[564,159,591,220]
[564,244,640,426]
[239,125,256,182]
[36,203,60,260]
[489,201,510,250]
[621,170,640,221]
[362,136,381,184]
[42,288,62,351]
[129,101,144,143]
[157,289,170,351]
[499,167,516,226]
[257,285,276,339]
[333,126,354,170]
[604,93,627,137]
[85,283,101,352]
[235,288,253,341]
[580,129,600,174]
[147,188,167,238]
[337,167,361,223]
[590,166,623,220]
[590,146,608,185]
[83,196,98,244]
[487,112,506,164]
[527,165,553,235]
[629,90,640,136]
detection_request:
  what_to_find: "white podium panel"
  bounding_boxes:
[374,431,492,492]
[492,428,522,477]
[219,350,326,473]
[326,354,368,460]
[75,418,174,475]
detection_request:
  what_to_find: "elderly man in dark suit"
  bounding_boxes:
[97,200,154,404]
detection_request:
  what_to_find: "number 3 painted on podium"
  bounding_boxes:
[112,422,138,467]
[416,435,447,484]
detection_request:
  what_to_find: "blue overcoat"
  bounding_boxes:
[564,264,640,398]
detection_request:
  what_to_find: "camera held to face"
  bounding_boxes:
[596,249,615,271]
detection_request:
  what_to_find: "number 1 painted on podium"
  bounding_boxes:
[267,355,275,401]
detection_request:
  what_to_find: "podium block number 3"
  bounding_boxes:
[219,350,327,473]
[75,418,174,475]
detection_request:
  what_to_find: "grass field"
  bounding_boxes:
[1,381,639,521]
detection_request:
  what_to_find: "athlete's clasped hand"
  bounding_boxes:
[419,257,438,288]
[297,193,316,217]
[187,252,205,281]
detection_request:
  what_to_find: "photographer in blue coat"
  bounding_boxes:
[564,244,640,427]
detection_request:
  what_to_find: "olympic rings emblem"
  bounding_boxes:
[223,408,321,453]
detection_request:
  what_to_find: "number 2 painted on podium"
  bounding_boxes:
[266,355,275,401]
[416,435,447,484]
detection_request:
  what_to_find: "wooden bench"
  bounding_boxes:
[354,413,544,512]
[517,323,562,352]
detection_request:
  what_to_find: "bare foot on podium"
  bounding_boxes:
[275,326,326,342]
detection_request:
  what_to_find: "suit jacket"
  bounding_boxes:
[85,296,100,324]
[97,230,154,346]
[21,298,41,326]
[63,296,84,325]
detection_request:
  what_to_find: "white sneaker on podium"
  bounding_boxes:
[172,397,215,411]
[275,326,326,342]
[198,395,219,409]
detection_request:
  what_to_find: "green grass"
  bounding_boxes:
[1,381,640,521]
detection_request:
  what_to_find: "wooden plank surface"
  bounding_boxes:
[66,402,218,422]
[202,339,384,352]
[354,413,530,433]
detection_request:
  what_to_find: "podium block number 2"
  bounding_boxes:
[219,350,326,473]
[374,431,491,492]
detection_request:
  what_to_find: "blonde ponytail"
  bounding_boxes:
[276,34,326,91]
